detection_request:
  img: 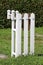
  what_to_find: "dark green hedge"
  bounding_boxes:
[0,0,43,28]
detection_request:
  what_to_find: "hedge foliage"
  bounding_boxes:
[0,0,43,28]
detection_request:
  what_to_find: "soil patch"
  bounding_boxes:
[0,54,8,59]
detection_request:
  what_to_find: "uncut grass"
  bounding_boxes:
[0,27,43,65]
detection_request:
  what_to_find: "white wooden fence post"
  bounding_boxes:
[15,11,22,57]
[30,13,35,55]
[7,10,35,57]
[7,10,11,19]
[11,10,15,57]
[23,13,28,55]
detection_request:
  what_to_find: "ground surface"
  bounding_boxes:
[0,54,8,59]
[0,27,43,65]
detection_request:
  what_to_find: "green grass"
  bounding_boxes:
[0,27,43,65]
[35,27,43,34]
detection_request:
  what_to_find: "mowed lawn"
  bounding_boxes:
[0,27,43,65]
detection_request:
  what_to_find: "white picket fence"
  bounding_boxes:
[7,10,35,57]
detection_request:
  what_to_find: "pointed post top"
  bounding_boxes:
[31,13,35,19]
[16,10,19,14]
[7,10,11,19]
[11,10,15,13]
[7,10,11,13]
[23,13,28,20]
